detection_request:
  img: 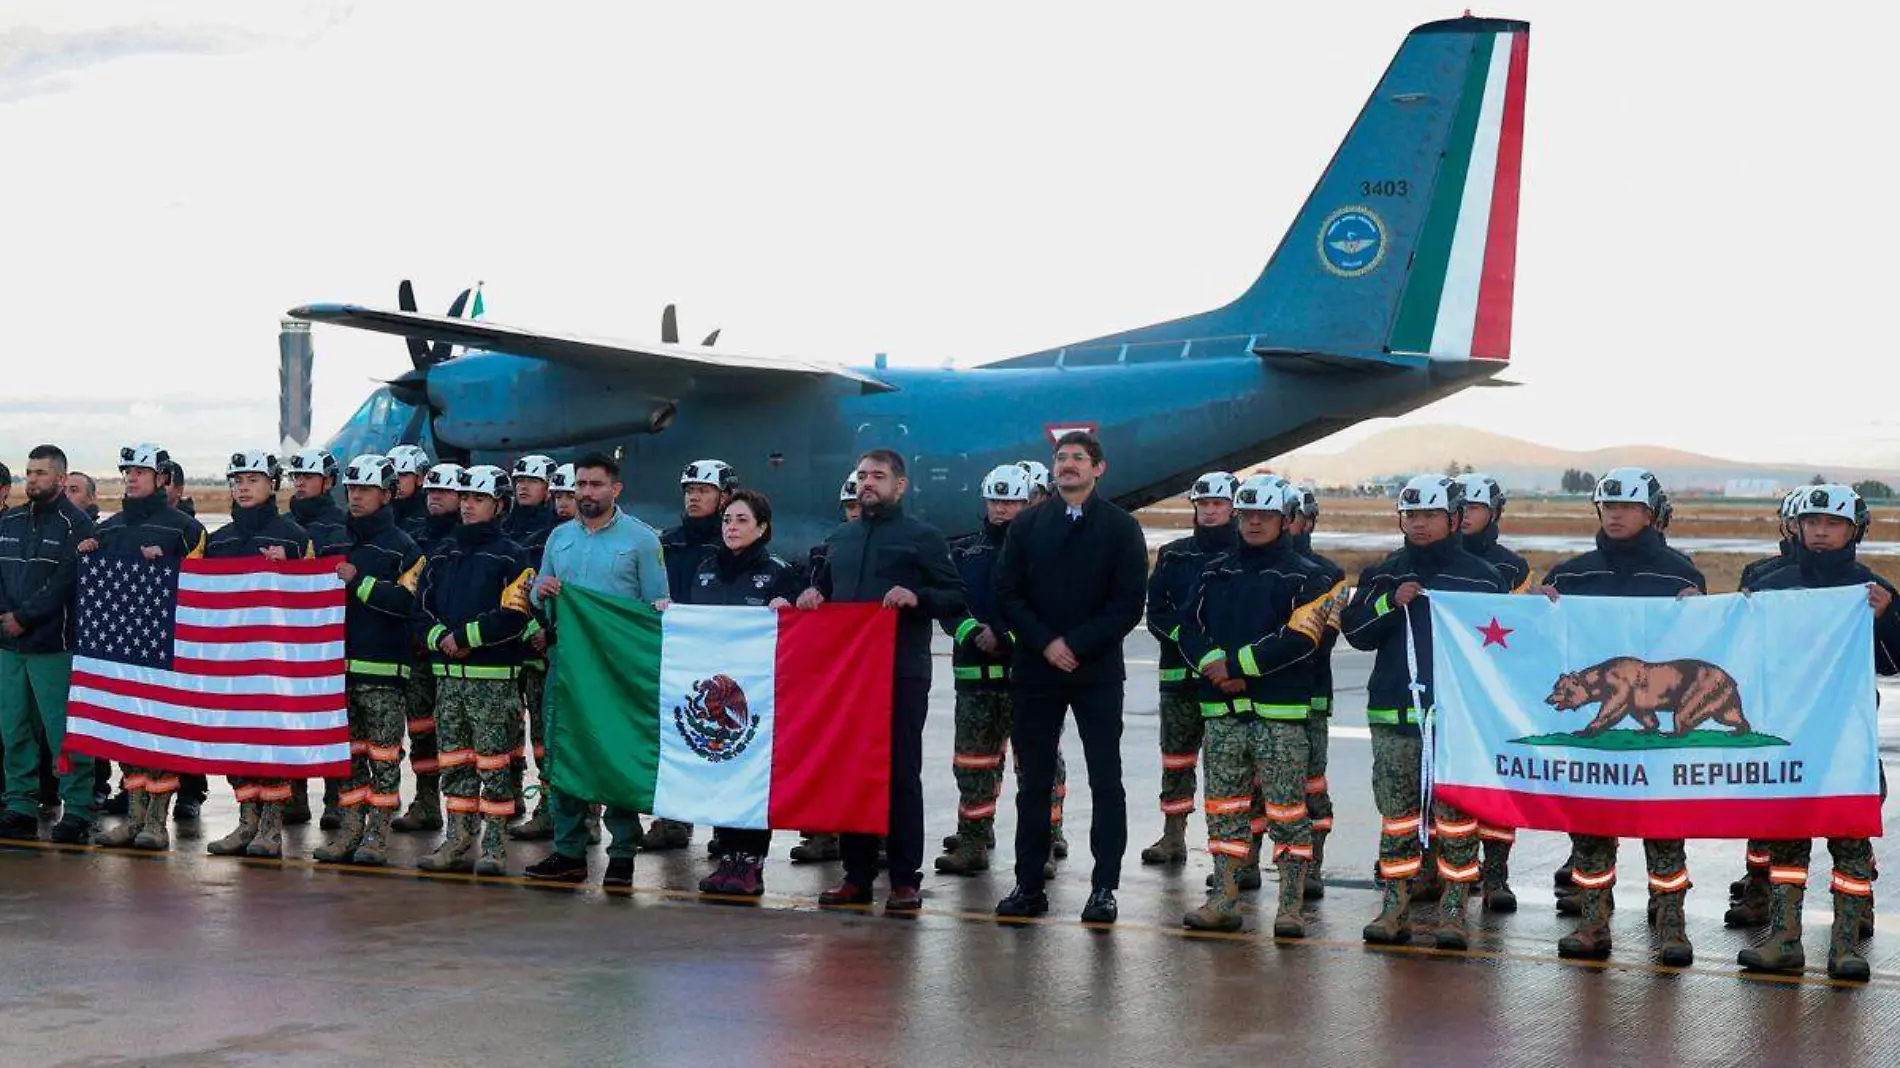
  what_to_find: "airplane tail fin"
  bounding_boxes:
[1012,16,1529,367]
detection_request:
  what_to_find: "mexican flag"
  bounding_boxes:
[547,587,896,834]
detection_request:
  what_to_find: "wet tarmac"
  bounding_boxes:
[3,634,1898,1066]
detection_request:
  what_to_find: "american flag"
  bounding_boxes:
[64,555,351,778]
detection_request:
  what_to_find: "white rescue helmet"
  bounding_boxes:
[1187,471,1239,503]
[1016,460,1052,494]
[1397,474,1465,514]
[342,454,398,492]
[457,464,511,500]
[117,443,169,473]
[225,449,280,484]
[681,459,737,492]
[1297,487,1321,519]
[839,471,861,503]
[981,465,1033,502]
[284,448,340,482]
[386,444,432,477]
[1794,483,1870,541]
[422,463,465,492]
[1779,488,1804,521]
[511,454,558,484]
[1233,474,1299,515]
[549,463,577,495]
[1455,473,1506,514]
[1592,467,1665,513]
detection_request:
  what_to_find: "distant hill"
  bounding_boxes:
[1273,425,1899,493]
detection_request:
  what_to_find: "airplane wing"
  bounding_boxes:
[287,304,896,394]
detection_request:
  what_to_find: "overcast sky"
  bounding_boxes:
[3,1,1895,478]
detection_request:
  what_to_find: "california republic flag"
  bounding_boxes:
[548,588,896,834]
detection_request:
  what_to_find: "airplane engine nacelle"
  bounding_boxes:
[429,352,681,451]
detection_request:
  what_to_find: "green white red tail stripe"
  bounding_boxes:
[1389,29,1528,361]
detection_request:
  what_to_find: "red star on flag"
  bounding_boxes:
[1477,616,1513,648]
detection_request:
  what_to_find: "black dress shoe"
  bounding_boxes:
[1081,888,1118,924]
[995,885,1049,918]
[602,858,635,888]
[524,852,589,883]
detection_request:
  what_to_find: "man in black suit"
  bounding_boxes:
[993,430,1148,923]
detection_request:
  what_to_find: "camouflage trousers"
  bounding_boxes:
[338,682,408,811]
[1303,712,1333,836]
[1156,691,1204,818]
[1762,837,1875,899]
[1566,834,1690,894]
[951,688,1065,840]
[515,665,549,801]
[436,676,524,821]
[1369,725,1480,883]
[403,668,439,779]
[1203,716,1311,863]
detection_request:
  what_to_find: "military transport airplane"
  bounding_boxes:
[297,14,1530,549]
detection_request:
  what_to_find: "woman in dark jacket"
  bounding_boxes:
[680,489,799,896]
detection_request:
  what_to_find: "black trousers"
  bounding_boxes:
[1013,680,1126,892]
[843,677,929,890]
[720,828,772,855]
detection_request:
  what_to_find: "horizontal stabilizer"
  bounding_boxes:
[288,304,895,394]
[1254,347,1428,376]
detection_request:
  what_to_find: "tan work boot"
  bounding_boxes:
[245,802,285,858]
[1184,855,1244,932]
[132,791,173,851]
[1480,843,1516,912]
[1652,890,1693,966]
[789,833,839,863]
[95,790,148,848]
[935,834,990,875]
[473,815,509,876]
[206,801,259,856]
[1828,891,1872,982]
[1273,858,1309,938]
[1435,880,1474,951]
[1724,869,1771,928]
[1362,877,1415,945]
[392,776,443,833]
[1140,813,1189,866]
[1304,831,1328,899]
[1739,884,1804,973]
[643,817,692,851]
[313,805,368,863]
[508,789,553,841]
[1557,886,1614,959]
[351,809,393,867]
[418,811,477,872]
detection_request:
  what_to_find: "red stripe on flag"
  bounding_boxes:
[174,622,344,645]
[171,656,342,679]
[61,737,347,780]
[1470,30,1528,361]
[767,603,896,836]
[72,670,341,713]
[177,588,339,611]
[1434,784,1884,840]
[182,557,341,577]
[70,702,347,748]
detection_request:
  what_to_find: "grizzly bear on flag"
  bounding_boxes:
[1544,658,1752,738]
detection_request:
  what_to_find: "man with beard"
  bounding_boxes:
[0,445,98,843]
[798,449,964,911]
[82,443,205,850]
[524,453,667,887]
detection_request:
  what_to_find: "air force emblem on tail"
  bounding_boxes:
[1318,205,1387,277]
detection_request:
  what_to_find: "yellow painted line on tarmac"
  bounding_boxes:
[5,837,1891,989]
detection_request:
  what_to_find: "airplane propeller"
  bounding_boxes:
[661,303,720,347]
[387,279,472,461]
